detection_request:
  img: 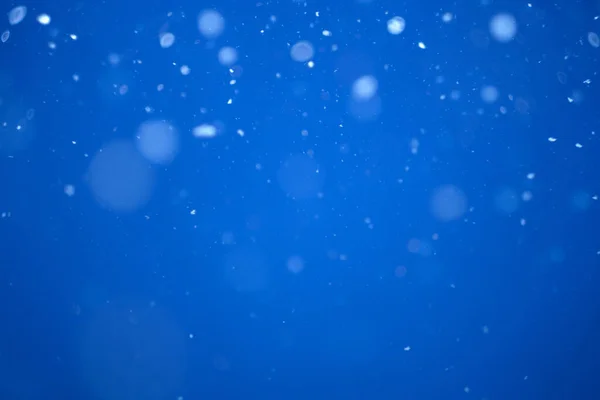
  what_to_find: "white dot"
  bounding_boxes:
[36,13,51,25]
[489,13,517,43]
[387,16,405,35]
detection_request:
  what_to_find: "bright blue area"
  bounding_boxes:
[1,0,600,399]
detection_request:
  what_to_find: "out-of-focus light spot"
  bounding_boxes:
[86,139,155,213]
[494,187,519,214]
[287,256,305,274]
[387,16,405,35]
[198,10,224,39]
[180,65,190,75]
[218,46,238,66]
[348,95,382,121]
[290,40,314,62]
[107,53,121,66]
[395,265,407,278]
[352,75,378,101]
[64,184,75,197]
[407,238,421,253]
[588,32,600,48]
[193,124,217,138]
[480,85,499,103]
[224,247,269,293]
[8,6,27,25]
[430,185,468,222]
[1,30,9,43]
[277,154,325,200]
[489,13,517,42]
[522,191,533,202]
[572,191,592,211]
[441,12,453,23]
[136,120,179,165]
[159,32,175,48]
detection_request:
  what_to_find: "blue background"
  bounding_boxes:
[1,0,600,399]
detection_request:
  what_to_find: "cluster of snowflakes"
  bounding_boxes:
[2,5,600,399]
[1,4,598,249]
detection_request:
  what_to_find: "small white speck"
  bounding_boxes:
[548,137,557,142]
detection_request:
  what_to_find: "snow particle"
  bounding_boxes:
[588,32,599,48]
[198,10,225,39]
[387,16,405,35]
[159,32,175,48]
[8,6,27,26]
[36,14,51,25]
[489,13,517,42]
[290,40,314,62]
